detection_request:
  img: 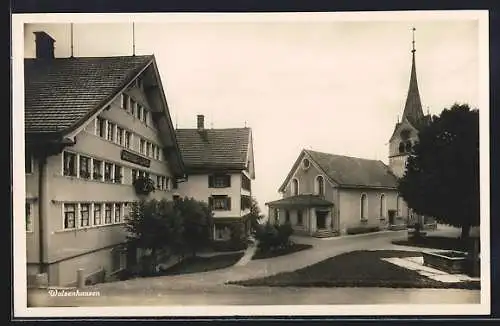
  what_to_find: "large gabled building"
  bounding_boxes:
[24,31,186,286]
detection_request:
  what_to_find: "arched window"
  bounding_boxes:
[380,194,386,218]
[291,178,299,196]
[405,141,412,152]
[398,142,405,153]
[360,194,368,220]
[315,175,325,196]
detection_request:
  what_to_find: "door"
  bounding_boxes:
[316,210,327,229]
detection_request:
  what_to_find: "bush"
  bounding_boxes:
[255,222,294,253]
[346,225,380,235]
[212,240,248,252]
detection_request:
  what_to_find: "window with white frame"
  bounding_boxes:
[79,155,91,179]
[209,174,231,188]
[116,127,123,145]
[107,122,115,142]
[93,159,103,180]
[25,202,33,232]
[140,139,145,155]
[130,98,137,116]
[63,152,77,177]
[315,175,325,196]
[96,117,106,138]
[104,203,113,224]
[114,203,122,223]
[64,203,77,229]
[360,194,368,220]
[80,203,90,227]
[291,178,299,196]
[104,162,113,182]
[124,130,131,149]
[114,165,122,183]
[146,142,150,157]
[138,104,143,121]
[143,110,148,124]
[94,203,102,226]
[122,94,129,110]
[380,194,386,218]
[210,196,231,211]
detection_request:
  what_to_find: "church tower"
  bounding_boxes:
[388,28,430,178]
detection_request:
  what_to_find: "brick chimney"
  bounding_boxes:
[34,31,55,59]
[197,115,205,131]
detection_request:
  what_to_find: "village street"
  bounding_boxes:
[28,226,481,307]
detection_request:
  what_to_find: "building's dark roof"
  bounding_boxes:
[266,194,334,207]
[175,128,251,172]
[304,150,398,189]
[24,55,153,134]
[401,51,425,127]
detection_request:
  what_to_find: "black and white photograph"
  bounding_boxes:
[12,10,490,317]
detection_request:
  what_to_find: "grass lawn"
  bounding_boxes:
[229,250,479,289]
[392,236,468,251]
[252,243,313,260]
[160,252,244,276]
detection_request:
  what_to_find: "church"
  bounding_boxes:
[266,29,435,237]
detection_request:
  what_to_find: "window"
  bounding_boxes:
[140,139,145,154]
[399,142,405,153]
[64,203,76,229]
[114,165,122,183]
[25,149,33,174]
[116,127,123,145]
[210,196,231,211]
[146,142,150,157]
[132,169,138,182]
[209,174,231,188]
[124,130,131,148]
[97,117,106,138]
[107,122,115,142]
[315,175,325,196]
[130,98,136,116]
[173,195,180,201]
[114,203,122,223]
[122,94,129,110]
[302,158,310,169]
[162,177,167,190]
[360,194,368,220]
[79,156,91,179]
[291,178,299,196]
[80,203,90,227]
[297,210,303,226]
[93,159,103,180]
[285,210,290,223]
[380,194,386,218]
[25,202,32,232]
[63,152,77,176]
[94,203,102,225]
[104,162,113,182]
[143,110,148,124]
[242,174,251,191]
[138,105,143,121]
[241,195,252,211]
[156,175,162,189]
[105,204,113,224]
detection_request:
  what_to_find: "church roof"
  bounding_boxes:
[402,49,425,127]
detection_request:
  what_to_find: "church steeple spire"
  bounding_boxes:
[402,27,424,126]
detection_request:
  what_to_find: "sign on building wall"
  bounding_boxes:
[121,149,151,168]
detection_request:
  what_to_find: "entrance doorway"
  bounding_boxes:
[316,210,328,229]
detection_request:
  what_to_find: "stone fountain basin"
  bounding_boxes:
[422,250,468,274]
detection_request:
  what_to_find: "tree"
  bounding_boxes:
[124,199,183,274]
[174,197,213,257]
[246,197,266,233]
[398,104,479,240]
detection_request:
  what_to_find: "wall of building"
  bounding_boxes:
[25,82,177,285]
[338,188,401,233]
[178,172,250,219]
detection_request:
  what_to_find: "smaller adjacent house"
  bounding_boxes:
[175,115,255,241]
[266,149,408,237]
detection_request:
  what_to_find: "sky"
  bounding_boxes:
[23,14,481,214]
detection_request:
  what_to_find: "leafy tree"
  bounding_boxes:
[398,104,479,240]
[174,197,213,257]
[246,197,266,233]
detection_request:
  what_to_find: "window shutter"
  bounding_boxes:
[208,175,214,188]
[226,175,231,187]
[208,197,213,209]
[226,197,231,210]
